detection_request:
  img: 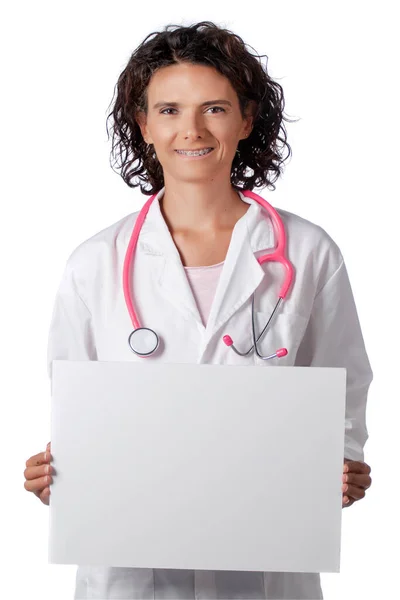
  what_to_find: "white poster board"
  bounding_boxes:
[48,360,346,573]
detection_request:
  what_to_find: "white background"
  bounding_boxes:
[1,1,398,598]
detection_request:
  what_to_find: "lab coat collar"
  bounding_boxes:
[136,186,274,347]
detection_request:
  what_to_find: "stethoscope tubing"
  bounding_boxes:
[227,296,283,357]
[123,194,155,331]
[123,189,294,358]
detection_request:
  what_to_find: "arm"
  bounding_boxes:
[24,259,97,505]
[295,258,373,463]
[46,259,97,381]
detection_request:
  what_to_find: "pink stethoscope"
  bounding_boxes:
[123,189,294,360]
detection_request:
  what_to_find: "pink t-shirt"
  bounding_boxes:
[184,261,224,326]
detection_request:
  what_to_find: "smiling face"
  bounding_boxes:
[135,63,254,185]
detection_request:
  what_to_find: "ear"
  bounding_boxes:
[135,110,153,144]
[240,100,257,139]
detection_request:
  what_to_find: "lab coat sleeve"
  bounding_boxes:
[295,259,373,463]
[46,258,97,382]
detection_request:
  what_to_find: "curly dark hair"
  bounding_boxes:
[106,21,298,196]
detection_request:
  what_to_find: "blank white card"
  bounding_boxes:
[48,361,346,573]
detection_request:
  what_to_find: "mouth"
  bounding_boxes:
[174,147,214,158]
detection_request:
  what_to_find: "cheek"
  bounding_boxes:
[155,130,173,147]
[219,131,241,152]
[150,136,175,162]
[221,141,239,161]
[148,121,173,146]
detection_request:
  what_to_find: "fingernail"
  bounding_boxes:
[344,475,348,483]
[345,498,350,504]
[44,452,48,461]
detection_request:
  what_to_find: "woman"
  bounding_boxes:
[23,21,373,600]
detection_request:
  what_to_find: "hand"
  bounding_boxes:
[342,458,371,508]
[24,442,53,505]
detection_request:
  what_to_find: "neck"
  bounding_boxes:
[160,177,249,234]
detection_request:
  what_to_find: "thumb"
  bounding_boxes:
[46,441,51,450]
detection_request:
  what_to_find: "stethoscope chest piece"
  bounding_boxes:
[128,327,159,356]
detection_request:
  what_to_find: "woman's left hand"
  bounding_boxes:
[342,459,372,507]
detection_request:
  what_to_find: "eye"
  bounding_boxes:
[159,106,226,115]
[206,106,225,114]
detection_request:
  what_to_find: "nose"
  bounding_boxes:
[180,111,207,142]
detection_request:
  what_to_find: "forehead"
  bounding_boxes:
[147,63,236,102]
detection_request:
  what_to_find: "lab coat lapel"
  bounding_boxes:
[203,196,273,347]
[138,190,205,328]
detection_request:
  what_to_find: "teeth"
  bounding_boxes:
[176,148,212,156]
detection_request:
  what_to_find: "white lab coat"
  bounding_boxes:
[47,186,373,600]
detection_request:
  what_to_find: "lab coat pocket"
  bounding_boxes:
[253,309,309,366]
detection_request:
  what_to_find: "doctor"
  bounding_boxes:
[23,21,373,600]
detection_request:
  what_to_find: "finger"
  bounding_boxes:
[33,487,51,505]
[25,450,51,468]
[342,484,366,501]
[24,474,52,493]
[344,473,372,489]
[39,487,51,505]
[24,463,53,481]
[343,460,371,475]
[342,495,355,508]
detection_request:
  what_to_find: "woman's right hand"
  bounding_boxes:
[24,442,53,505]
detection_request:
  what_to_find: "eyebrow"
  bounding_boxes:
[153,99,232,109]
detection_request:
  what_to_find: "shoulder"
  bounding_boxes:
[59,211,141,302]
[65,210,140,273]
[277,207,340,253]
[276,207,344,293]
